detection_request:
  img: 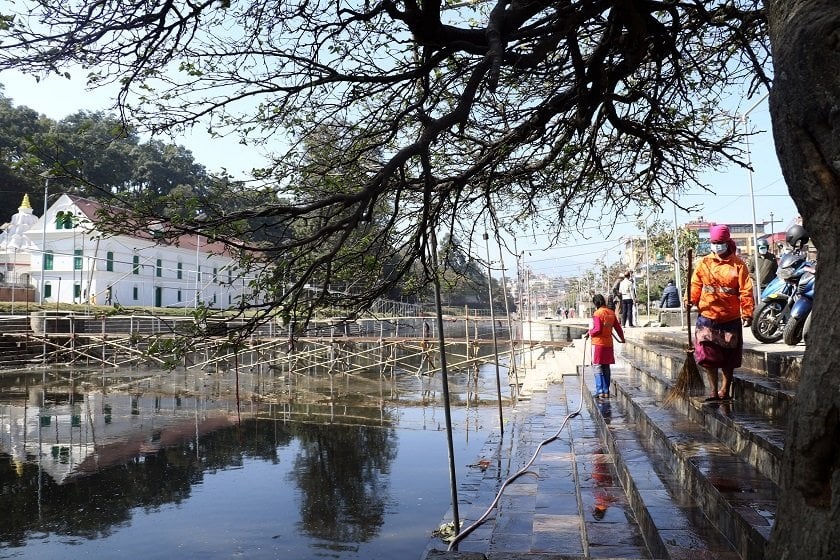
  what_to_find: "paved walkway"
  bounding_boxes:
[425,328,642,559]
[424,319,805,559]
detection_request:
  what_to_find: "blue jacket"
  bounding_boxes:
[660,283,680,308]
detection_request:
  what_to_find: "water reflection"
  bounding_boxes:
[293,422,396,545]
[0,353,503,558]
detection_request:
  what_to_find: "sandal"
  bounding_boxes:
[718,390,732,401]
[704,394,720,402]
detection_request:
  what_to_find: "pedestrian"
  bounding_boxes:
[618,271,636,327]
[747,238,778,292]
[659,279,680,308]
[609,274,622,311]
[686,224,754,401]
[586,294,626,399]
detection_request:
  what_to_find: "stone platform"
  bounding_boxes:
[423,321,805,560]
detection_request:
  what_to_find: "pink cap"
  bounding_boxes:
[709,224,731,242]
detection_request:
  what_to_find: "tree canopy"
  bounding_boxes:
[0,0,770,317]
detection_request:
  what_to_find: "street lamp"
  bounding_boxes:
[194,212,206,309]
[37,171,54,305]
[739,92,770,303]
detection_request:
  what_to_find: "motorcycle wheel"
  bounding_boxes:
[803,313,812,344]
[751,301,785,343]
[783,315,805,346]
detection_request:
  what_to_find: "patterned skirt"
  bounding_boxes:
[694,315,743,370]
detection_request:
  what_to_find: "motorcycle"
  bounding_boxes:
[750,250,810,343]
[782,263,815,345]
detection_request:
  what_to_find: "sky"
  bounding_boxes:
[1,69,800,280]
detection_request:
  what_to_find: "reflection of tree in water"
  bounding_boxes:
[0,419,292,548]
[292,422,397,546]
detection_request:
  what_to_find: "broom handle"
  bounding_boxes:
[686,249,693,347]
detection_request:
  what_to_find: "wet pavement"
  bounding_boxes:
[425,378,651,559]
[423,319,805,560]
[424,329,652,559]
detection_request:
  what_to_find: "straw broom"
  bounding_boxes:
[663,249,705,406]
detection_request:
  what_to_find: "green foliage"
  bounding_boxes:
[0,96,213,224]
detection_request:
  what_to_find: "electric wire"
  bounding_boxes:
[447,336,589,551]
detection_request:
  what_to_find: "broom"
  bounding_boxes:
[662,249,705,406]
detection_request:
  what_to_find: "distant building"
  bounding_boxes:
[3,193,256,309]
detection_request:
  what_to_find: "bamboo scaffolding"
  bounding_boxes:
[4,322,561,389]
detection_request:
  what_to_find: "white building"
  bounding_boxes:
[0,194,39,287]
[23,193,254,309]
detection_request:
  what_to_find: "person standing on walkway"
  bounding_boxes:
[586,294,626,399]
[747,238,778,291]
[686,224,754,401]
[609,274,622,311]
[618,271,636,327]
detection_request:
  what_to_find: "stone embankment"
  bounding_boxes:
[425,320,805,560]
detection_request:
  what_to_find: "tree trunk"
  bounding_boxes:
[766,2,840,558]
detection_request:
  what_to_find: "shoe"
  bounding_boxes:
[704,394,720,402]
[718,389,732,400]
[602,393,610,399]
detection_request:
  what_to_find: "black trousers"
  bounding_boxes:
[621,299,634,326]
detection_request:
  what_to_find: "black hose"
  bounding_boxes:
[446,336,589,550]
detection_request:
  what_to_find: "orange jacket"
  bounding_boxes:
[590,306,620,347]
[689,253,754,322]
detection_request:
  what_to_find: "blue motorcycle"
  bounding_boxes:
[750,250,809,343]
[782,263,815,345]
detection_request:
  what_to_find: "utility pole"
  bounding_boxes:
[767,211,783,244]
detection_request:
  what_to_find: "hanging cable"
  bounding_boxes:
[447,336,589,550]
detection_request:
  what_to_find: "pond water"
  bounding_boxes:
[0,348,509,559]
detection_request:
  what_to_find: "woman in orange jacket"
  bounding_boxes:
[587,294,626,399]
[686,224,754,400]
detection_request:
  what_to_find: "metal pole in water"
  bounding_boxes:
[484,232,504,435]
[429,227,460,535]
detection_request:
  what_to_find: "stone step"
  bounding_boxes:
[623,336,796,423]
[620,348,785,486]
[582,368,742,559]
[620,337,788,485]
[589,362,778,559]
[636,330,804,382]
[0,337,43,368]
[0,316,33,332]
